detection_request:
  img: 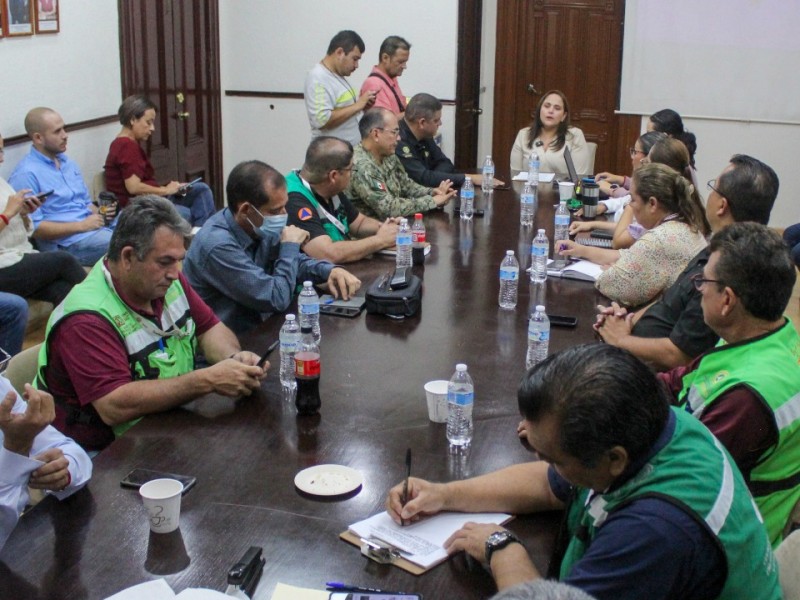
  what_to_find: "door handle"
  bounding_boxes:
[176,92,185,104]
[464,107,483,115]
[176,111,190,120]
[527,84,539,94]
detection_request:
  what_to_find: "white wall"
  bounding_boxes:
[219,0,459,184]
[0,1,121,188]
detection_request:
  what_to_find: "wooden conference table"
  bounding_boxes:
[0,183,607,600]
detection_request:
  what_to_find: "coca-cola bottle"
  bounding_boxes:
[294,325,321,415]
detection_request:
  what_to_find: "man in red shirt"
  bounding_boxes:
[37,196,266,451]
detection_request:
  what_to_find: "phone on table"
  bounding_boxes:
[120,468,197,494]
[319,294,366,318]
[329,594,422,600]
[177,177,203,194]
[547,314,578,328]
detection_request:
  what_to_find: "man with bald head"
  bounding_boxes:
[347,107,455,220]
[10,107,114,266]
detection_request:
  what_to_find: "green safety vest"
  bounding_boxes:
[678,319,800,546]
[286,170,350,242]
[37,262,197,438]
[560,408,781,600]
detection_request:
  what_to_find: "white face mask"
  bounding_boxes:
[246,205,287,238]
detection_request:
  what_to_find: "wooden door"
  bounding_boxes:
[491,0,640,179]
[454,0,483,172]
[118,0,223,204]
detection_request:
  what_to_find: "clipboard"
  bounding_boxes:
[339,530,429,575]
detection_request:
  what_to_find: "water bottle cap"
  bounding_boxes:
[535,305,545,312]
[286,314,296,321]
[506,250,514,255]
[538,229,545,234]
[303,280,312,287]
[300,326,312,333]
[456,363,467,371]
[400,217,408,224]
[465,177,472,183]
[415,213,422,219]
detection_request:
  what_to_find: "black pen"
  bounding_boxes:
[258,339,279,368]
[401,447,411,526]
[326,582,409,594]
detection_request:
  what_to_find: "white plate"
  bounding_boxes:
[294,464,363,496]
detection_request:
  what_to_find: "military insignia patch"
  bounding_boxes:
[298,207,313,221]
[401,145,412,158]
[372,178,387,192]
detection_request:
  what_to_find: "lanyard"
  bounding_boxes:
[298,175,348,236]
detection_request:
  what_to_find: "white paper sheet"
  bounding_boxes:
[512,172,556,183]
[270,582,329,600]
[348,510,511,569]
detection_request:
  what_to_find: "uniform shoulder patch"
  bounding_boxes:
[297,207,313,221]
[401,145,413,158]
[371,178,387,192]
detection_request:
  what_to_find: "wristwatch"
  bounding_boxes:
[485,530,523,566]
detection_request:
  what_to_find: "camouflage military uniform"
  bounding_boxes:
[347,143,436,220]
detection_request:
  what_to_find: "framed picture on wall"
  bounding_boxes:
[35,0,57,33]
[4,0,34,36]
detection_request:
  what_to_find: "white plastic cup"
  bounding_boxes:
[558,181,575,202]
[424,380,450,423]
[139,478,184,533]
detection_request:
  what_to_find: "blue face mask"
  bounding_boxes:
[259,213,287,237]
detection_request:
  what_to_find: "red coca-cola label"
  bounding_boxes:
[412,232,426,244]
[295,352,320,377]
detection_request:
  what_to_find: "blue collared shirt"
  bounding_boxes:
[8,147,95,250]
[183,208,335,335]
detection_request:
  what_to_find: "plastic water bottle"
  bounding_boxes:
[482,155,495,193]
[279,314,300,392]
[526,306,550,369]
[530,229,548,282]
[295,325,321,415]
[520,182,536,227]
[528,151,540,184]
[498,250,519,310]
[446,364,474,447]
[396,217,412,268]
[298,281,321,343]
[460,177,474,220]
[411,212,426,265]
[552,200,570,268]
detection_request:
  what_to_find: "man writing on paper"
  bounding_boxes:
[658,222,800,547]
[594,155,778,370]
[38,197,266,452]
[397,93,503,189]
[359,35,411,115]
[285,136,399,263]
[386,344,781,600]
[348,108,455,220]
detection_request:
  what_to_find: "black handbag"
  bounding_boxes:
[365,269,422,318]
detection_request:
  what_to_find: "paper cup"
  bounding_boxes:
[558,181,575,201]
[424,380,450,423]
[140,478,184,533]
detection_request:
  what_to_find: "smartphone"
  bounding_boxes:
[120,468,197,494]
[178,177,203,193]
[319,294,366,318]
[329,594,422,600]
[590,229,613,240]
[547,314,578,328]
[389,267,409,290]
[35,189,55,201]
[258,339,279,368]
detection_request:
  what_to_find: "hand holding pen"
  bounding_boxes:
[400,448,412,526]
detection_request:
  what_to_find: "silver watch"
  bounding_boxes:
[485,530,522,566]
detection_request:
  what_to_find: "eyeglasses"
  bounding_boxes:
[691,273,724,291]
[337,165,354,173]
[629,147,645,157]
[0,347,10,374]
[707,179,724,196]
[377,127,400,136]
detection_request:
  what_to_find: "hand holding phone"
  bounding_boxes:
[177,177,203,195]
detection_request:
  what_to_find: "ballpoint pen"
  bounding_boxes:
[401,447,411,526]
[326,582,409,594]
